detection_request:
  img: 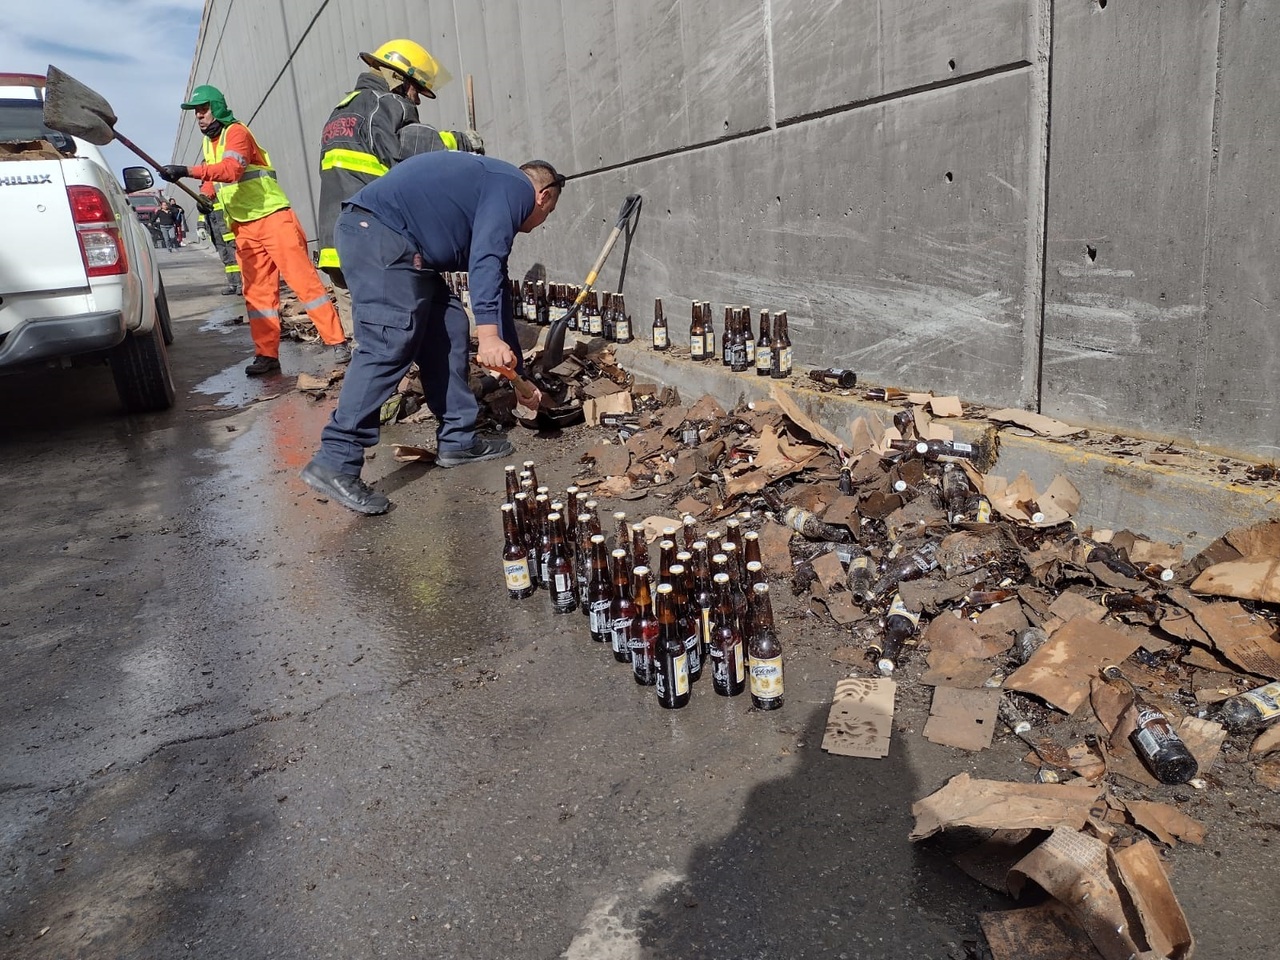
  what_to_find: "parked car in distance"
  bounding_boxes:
[0,72,174,413]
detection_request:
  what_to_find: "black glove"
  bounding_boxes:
[158,164,189,183]
[196,195,214,214]
[459,129,485,155]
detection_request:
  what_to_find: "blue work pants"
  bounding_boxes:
[314,208,478,475]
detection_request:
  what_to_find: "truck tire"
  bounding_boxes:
[156,277,174,345]
[110,320,176,413]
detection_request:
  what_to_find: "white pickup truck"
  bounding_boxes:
[0,72,174,412]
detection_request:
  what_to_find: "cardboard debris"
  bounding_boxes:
[392,444,434,463]
[1224,518,1280,558]
[923,686,1001,751]
[1177,716,1226,773]
[980,902,1106,960]
[920,650,1000,688]
[821,677,896,758]
[910,773,1102,841]
[639,516,683,543]
[986,408,1082,438]
[1006,617,1145,714]
[985,471,1079,527]
[1122,800,1206,847]
[584,391,633,427]
[927,395,964,418]
[1187,600,1280,679]
[1191,556,1280,603]
[1008,830,1193,960]
[770,385,844,450]
[296,372,333,393]
[1251,726,1280,757]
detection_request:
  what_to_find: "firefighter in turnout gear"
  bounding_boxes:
[316,39,484,338]
[159,84,350,375]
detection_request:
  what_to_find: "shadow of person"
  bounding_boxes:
[633,703,1013,959]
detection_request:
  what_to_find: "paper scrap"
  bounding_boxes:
[923,686,1001,751]
[821,677,896,758]
[1006,617,1145,714]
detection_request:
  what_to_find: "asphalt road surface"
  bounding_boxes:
[1,242,1273,959]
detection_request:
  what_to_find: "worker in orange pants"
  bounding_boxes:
[160,83,351,375]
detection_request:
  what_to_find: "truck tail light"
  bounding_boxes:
[68,185,128,278]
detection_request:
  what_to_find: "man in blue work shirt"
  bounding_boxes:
[300,152,564,515]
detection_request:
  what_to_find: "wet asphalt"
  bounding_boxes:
[0,241,1273,959]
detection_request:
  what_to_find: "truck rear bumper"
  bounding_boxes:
[0,311,127,369]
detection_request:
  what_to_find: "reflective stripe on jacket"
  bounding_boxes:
[200,123,290,224]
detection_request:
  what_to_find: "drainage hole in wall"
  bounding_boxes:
[1086,245,1098,262]
[944,172,953,183]
[776,196,782,205]
[948,58,956,71]
[1096,0,1107,8]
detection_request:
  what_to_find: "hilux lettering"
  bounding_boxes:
[0,173,53,186]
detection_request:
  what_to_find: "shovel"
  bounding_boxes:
[539,192,642,372]
[42,65,206,206]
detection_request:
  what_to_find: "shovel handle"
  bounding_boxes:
[113,130,206,205]
[480,362,538,401]
[466,74,477,131]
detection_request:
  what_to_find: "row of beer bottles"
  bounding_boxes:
[652,300,793,378]
[507,279,636,344]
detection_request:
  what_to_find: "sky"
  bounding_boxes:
[2,0,204,182]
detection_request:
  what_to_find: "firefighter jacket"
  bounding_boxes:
[316,71,467,269]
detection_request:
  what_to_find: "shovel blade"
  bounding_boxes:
[43,65,118,146]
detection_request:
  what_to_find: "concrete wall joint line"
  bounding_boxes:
[1020,0,1054,412]
[762,0,776,130]
[1192,0,1229,432]
[244,0,332,129]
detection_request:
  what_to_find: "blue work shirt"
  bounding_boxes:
[344,152,535,331]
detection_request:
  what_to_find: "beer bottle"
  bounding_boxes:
[721,541,743,595]
[1086,543,1145,580]
[630,522,650,573]
[615,294,633,343]
[941,463,972,523]
[601,292,616,342]
[612,511,630,561]
[864,386,908,402]
[691,542,715,657]
[846,547,876,604]
[745,559,767,593]
[868,540,939,601]
[704,528,722,559]
[563,485,581,541]
[536,281,550,325]
[888,438,981,463]
[1100,666,1198,784]
[715,551,749,633]
[567,285,580,331]
[652,298,669,351]
[807,368,857,389]
[755,310,773,377]
[689,302,707,361]
[547,513,578,614]
[783,506,852,544]
[535,494,553,587]
[654,584,691,708]
[871,593,919,675]
[1014,626,1048,663]
[1216,680,1280,733]
[522,280,537,322]
[577,512,601,615]
[668,563,702,682]
[523,460,539,491]
[742,530,763,572]
[730,310,750,372]
[587,534,614,642]
[501,503,535,599]
[723,516,743,569]
[741,307,756,368]
[747,583,784,710]
[710,571,746,697]
[1102,592,1161,617]
[503,464,520,503]
[609,549,637,664]
[631,566,658,685]
[770,311,792,379]
[513,492,540,588]
[721,306,734,366]
[657,538,677,583]
[681,515,699,551]
[702,302,716,362]
[460,272,471,311]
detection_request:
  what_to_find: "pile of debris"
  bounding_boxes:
[571,380,1280,960]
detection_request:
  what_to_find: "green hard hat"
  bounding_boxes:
[180,84,236,125]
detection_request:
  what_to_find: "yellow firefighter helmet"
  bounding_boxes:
[359,40,450,99]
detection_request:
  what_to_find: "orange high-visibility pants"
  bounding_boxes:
[232,208,345,357]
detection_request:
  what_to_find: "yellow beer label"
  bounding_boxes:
[750,656,783,699]
[504,559,531,590]
[756,347,772,371]
[653,327,668,347]
[733,640,745,683]
[1242,682,1280,719]
[615,318,630,340]
[778,347,793,372]
[675,653,689,696]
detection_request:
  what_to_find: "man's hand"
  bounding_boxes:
[158,164,189,183]
[475,327,516,370]
[196,195,215,214]
[460,129,485,155]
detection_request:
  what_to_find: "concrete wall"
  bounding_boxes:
[177,0,1280,461]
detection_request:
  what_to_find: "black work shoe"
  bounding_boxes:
[434,435,515,469]
[331,341,352,364]
[245,355,281,376]
[221,285,237,296]
[301,460,389,515]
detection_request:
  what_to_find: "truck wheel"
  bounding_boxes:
[156,277,174,345]
[110,320,176,413]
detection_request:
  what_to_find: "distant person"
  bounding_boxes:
[316,39,483,340]
[171,201,187,245]
[159,84,350,375]
[300,154,564,515]
[153,200,178,251]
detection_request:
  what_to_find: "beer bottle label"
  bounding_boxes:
[732,640,745,683]
[744,340,756,364]
[675,653,690,696]
[749,656,784,700]
[589,600,611,633]
[690,334,705,358]
[684,631,701,674]
[554,572,573,594]
[701,609,713,646]
[705,329,715,357]
[974,498,992,523]
[850,556,871,572]
[611,618,633,656]
[615,318,631,340]
[653,326,668,348]
[778,347,793,374]
[504,559,532,590]
[756,346,772,372]
[887,595,921,627]
[1241,683,1280,719]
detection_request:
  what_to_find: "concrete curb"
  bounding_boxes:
[574,335,1280,552]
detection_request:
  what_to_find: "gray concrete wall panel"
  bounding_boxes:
[1198,0,1280,458]
[1041,2,1219,439]
[770,0,1031,121]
